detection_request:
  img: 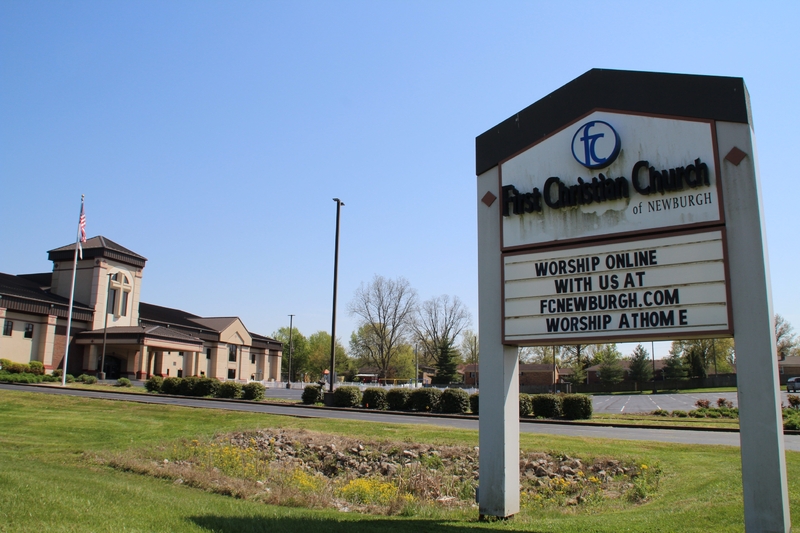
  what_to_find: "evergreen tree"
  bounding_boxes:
[628,344,653,384]
[432,340,459,384]
[663,350,688,380]
[596,344,624,385]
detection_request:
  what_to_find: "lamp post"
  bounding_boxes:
[287,314,294,388]
[328,198,344,398]
[98,272,113,380]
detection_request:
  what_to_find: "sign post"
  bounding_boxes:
[476,69,789,531]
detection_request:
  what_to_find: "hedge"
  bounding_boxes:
[387,388,410,411]
[217,381,242,399]
[161,377,181,395]
[145,376,163,393]
[333,386,362,407]
[242,382,265,401]
[410,387,442,412]
[469,393,479,415]
[531,394,562,419]
[561,394,593,420]
[440,388,470,414]
[362,387,388,410]
[302,385,323,404]
[519,393,533,416]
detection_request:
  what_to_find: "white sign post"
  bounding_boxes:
[476,69,789,531]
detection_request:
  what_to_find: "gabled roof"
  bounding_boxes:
[48,236,147,268]
[189,317,240,331]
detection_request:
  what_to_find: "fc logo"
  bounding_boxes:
[571,120,621,169]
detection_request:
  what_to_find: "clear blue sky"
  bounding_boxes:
[2,1,798,358]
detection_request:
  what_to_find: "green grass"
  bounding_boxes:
[589,412,740,429]
[0,389,797,532]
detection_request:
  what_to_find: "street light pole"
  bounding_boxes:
[287,314,294,387]
[328,198,344,395]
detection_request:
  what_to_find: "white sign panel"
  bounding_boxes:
[500,111,722,249]
[503,230,729,344]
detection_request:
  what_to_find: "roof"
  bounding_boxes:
[79,325,204,346]
[189,317,239,331]
[48,236,147,268]
[0,272,93,321]
[476,68,751,175]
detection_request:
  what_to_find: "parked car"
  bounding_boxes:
[787,377,800,392]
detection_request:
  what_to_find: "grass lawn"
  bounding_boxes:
[0,389,797,532]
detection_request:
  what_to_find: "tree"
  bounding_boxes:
[412,295,471,366]
[663,349,688,380]
[347,275,417,378]
[432,340,459,384]
[460,329,479,368]
[595,344,624,385]
[776,314,798,359]
[671,338,735,378]
[272,326,309,381]
[519,345,563,364]
[627,344,653,384]
[306,330,349,380]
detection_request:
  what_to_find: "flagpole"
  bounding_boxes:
[61,195,85,387]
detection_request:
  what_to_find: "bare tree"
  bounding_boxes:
[412,295,471,366]
[348,275,417,378]
[460,329,479,368]
[776,314,797,359]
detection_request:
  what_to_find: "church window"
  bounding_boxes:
[2,320,12,336]
[24,324,34,339]
[227,369,236,379]
[108,273,133,317]
[228,344,237,362]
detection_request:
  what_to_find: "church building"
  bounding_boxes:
[0,236,282,381]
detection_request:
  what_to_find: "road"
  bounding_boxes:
[4,383,800,451]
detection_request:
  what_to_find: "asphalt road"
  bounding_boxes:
[4,383,800,451]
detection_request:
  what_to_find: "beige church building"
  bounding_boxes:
[0,236,282,381]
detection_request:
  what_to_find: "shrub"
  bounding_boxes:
[52,369,63,378]
[0,360,30,374]
[695,398,711,409]
[531,394,562,419]
[469,393,479,415]
[42,374,58,382]
[561,394,593,420]
[242,382,265,401]
[387,388,410,411]
[0,359,11,371]
[706,411,721,418]
[333,386,362,407]
[116,377,132,387]
[688,409,705,418]
[82,375,98,385]
[653,409,670,416]
[76,374,91,383]
[302,385,323,405]
[519,393,533,417]
[361,387,388,410]
[161,377,181,395]
[217,381,242,399]
[0,372,41,383]
[788,395,800,409]
[178,376,200,396]
[784,415,800,431]
[144,376,164,393]
[65,374,75,383]
[410,387,442,412]
[194,377,220,397]
[28,361,45,375]
[440,388,470,414]
[672,410,688,417]
[717,397,734,408]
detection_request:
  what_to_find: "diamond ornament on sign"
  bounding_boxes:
[481,191,497,207]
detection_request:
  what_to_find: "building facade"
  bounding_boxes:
[0,236,282,381]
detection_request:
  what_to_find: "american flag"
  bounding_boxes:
[78,200,86,259]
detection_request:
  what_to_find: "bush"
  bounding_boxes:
[0,359,30,374]
[217,381,243,399]
[52,369,63,378]
[302,385,323,405]
[361,388,388,410]
[440,388,470,414]
[28,361,45,375]
[653,409,670,416]
[531,394,562,419]
[178,376,200,396]
[469,393,479,415]
[410,387,442,412]
[788,395,800,409]
[694,398,711,409]
[82,375,98,385]
[194,377,220,397]
[561,394,593,420]
[65,374,75,383]
[706,411,721,418]
[672,410,688,417]
[333,386,362,407]
[519,393,533,417]
[115,377,132,387]
[0,372,41,384]
[387,388,410,411]
[784,414,800,431]
[144,376,163,393]
[160,377,181,395]
[41,374,58,382]
[688,409,705,418]
[242,382,265,401]
[717,397,734,408]
[76,374,91,383]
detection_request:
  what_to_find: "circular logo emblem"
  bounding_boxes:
[571,120,621,169]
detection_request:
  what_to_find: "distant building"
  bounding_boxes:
[0,236,281,381]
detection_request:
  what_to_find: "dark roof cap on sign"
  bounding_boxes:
[475,68,751,175]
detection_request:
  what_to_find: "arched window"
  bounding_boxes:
[108,273,133,317]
